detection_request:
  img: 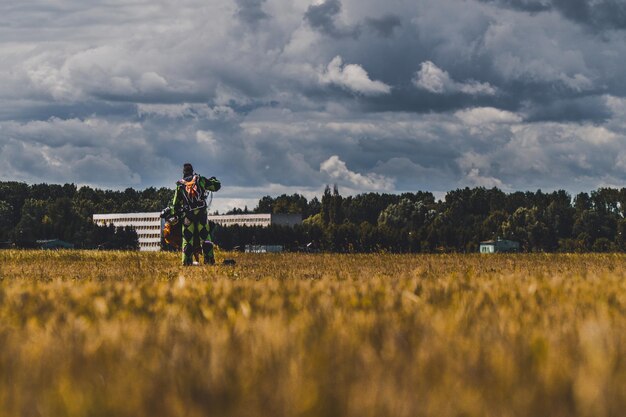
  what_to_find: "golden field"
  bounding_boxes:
[1,251,626,417]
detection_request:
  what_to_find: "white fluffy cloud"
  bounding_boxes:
[455,107,523,125]
[320,56,391,95]
[413,61,497,95]
[320,155,394,190]
[465,168,507,188]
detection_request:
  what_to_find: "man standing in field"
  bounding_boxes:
[170,163,221,265]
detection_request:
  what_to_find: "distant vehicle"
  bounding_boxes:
[245,245,283,253]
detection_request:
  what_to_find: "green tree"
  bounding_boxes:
[0,200,13,239]
[378,198,431,231]
[321,185,332,224]
[501,207,549,251]
[330,185,344,224]
[481,210,508,240]
[11,199,48,242]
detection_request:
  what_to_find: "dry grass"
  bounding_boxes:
[1,251,626,417]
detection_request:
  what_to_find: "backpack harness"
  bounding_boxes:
[177,174,208,212]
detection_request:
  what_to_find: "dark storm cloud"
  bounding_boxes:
[235,0,269,28]
[0,100,137,123]
[553,0,626,30]
[365,15,402,37]
[304,0,360,38]
[478,0,551,13]
[361,88,502,114]
[304,2,402,39]
[524,96,613,123]
[478,0,626,30]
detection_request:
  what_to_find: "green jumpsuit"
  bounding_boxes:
[171,175,221,265]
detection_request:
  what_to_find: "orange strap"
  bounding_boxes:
[181,177,198,198]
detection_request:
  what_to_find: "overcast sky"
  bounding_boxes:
[1,0,626,211]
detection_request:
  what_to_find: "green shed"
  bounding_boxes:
[36,239,75,250]
[479,238,519,253]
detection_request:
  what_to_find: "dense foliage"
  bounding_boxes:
[221,186,626,253]
[4,180,626,252]
[0,182,173,248]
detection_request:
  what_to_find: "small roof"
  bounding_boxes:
[480,239,518,245]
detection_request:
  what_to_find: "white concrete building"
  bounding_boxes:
[207,213,302,228]
[92,212,302,251]
[93,212,163,251]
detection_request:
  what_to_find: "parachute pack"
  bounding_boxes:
[177,174,208,211]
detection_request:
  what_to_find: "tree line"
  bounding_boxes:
[3,180,626,252]
[0,182,173,248]
[218,185,626,253]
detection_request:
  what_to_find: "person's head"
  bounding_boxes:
[183,163,193,177]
